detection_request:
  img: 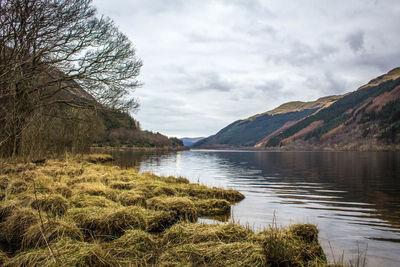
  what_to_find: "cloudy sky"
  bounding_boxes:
[93,0,400,138]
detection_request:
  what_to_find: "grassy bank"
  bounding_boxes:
[0,154,330,266]
[92,145,190,153]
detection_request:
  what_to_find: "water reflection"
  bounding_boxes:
[103,149,400,266]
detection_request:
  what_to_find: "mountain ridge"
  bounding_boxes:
[195,68,400,151]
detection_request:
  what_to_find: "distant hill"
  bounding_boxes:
[97,109,184,148]
[180,137,205,147]
[194,95,342,148]
[53,74,185,149]
[195,68,400,151]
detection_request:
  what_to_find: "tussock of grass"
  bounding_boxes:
[289,223,319,243]
[0,201,19,221]
[180,184,245,202]
[160,176,189,184]
[22,218,83,249]
[107,229,159,265]
[109,181,136,190]
[146,196,198,222]
[0,175,10,190]
[69,174,100,185]
[83,153,113,163]
[5,238,118,267]
[50,183,72,198]
[67,206,146,238]
[195,199,231,215]
[162,222,254,246]
[6,179,29,194]
[70,194,119,208]
[158,241,266,267]
[117,191,146,207]
[0,162,36,175]
[255,224,326,266]
[68,206,176,238]
[30,194,69,216]
[72,182,118,201]
[0,156,333,266]
[152,185,177,196]
[1,208,38,249]
[0,251,8,266]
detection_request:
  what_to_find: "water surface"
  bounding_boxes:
[105,149,400,266]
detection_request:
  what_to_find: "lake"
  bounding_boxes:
[103,149,400,266]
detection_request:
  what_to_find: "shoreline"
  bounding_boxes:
[91,145,189,152]
[193,144,400,152]
[0,154,334,266]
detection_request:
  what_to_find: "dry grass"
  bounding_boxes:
[0,251,8,266]
[162,223,254,247]
[255,224,326,266]
[117,191,146,207]
[70,194,119,208]
[0,155,334,266]
[2,208,38,249]
[146,196,198,222]
[195,199,231,215]
[83,153,113,163]
[30,194,69,216]
[158,241,266,267]
[107,229,159,266]
[4,238,118,267]
[22,218,83,249]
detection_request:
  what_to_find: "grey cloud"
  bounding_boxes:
[193,72,233,92]
[352,51,400,71]
[304,72,348,94]
[346,30,365,53]
[266,42,339,67]
[255,80,283,93]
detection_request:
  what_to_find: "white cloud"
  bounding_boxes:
[93,0,400,137]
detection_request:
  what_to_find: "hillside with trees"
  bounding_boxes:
[195,68,400,151]
[194,95,342,148]
[265,68,400,150]
[0,0,183,159]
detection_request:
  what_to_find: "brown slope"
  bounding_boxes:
[275,68,400,150]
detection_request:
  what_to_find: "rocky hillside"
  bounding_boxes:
[195,68,400,150]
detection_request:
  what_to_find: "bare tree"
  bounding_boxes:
[0,0,143,157]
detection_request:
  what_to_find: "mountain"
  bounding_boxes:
[265,68,400,150]
[195,68,400,151]
[180,137,205,147]
[194,95,343,148]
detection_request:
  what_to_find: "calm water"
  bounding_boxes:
[104,149,400,266]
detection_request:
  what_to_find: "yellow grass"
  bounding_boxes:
[0,155,333,266]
